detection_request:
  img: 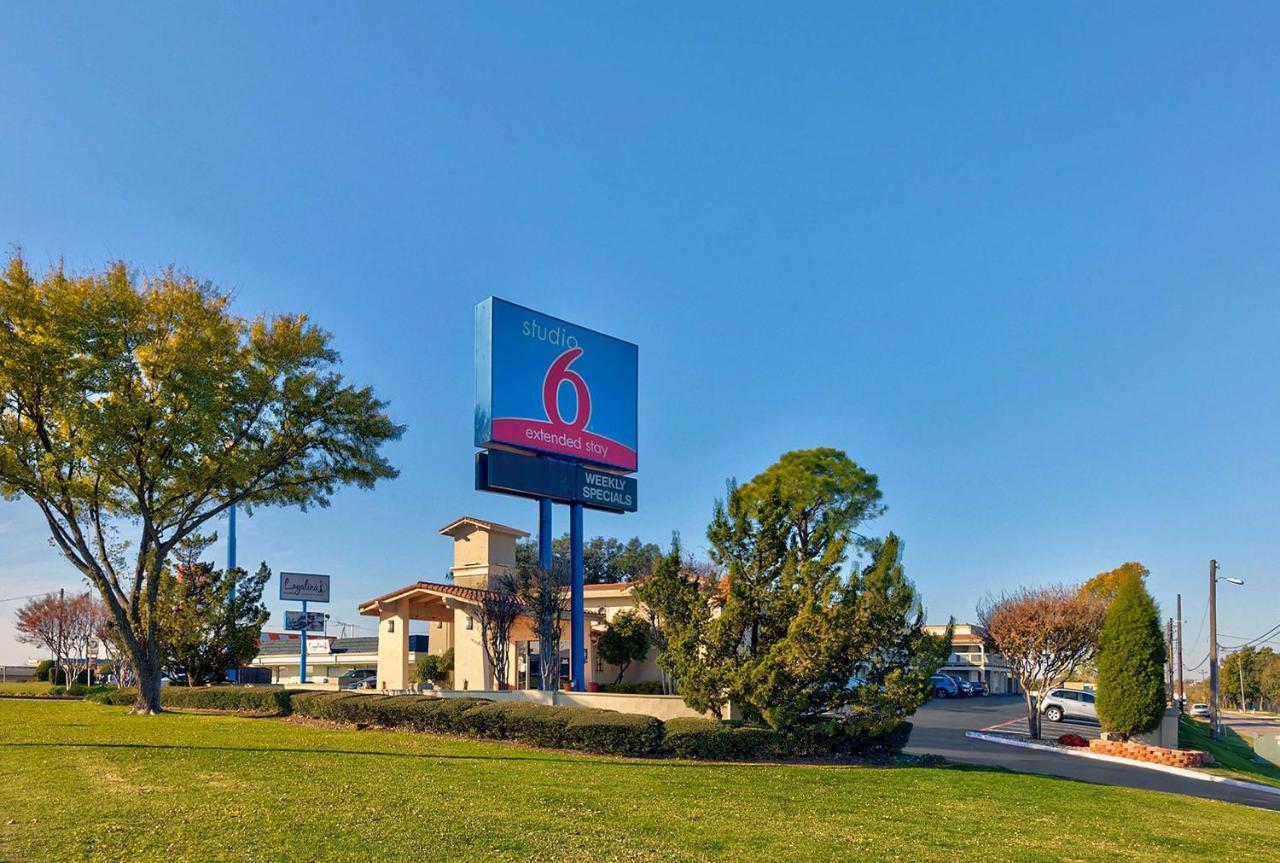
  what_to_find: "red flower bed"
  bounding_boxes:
[1057,733,1089,747]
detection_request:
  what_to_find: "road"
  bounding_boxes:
[1222,711,1280,742]
[906,695,1280,811]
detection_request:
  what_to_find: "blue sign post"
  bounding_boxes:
[280,572,331,684]
[475,298,638,692]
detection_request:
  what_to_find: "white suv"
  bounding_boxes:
[1039,688,1098,723]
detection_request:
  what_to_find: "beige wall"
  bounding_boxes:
[451,606,491,691]
[376,598,410,690]
[431,688,712,720]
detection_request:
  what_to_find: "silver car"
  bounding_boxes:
[1039,688,1098,723]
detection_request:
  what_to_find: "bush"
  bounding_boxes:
[664,718,785,760]
[87,688,136,706]
[35,659,54,682]
[1057,733,1089,747]
[157,686,294,715]
[46,683,110,697]
[596,680,666,695]
[562,709,664,755]
[86,686,290,713]
[787,718,913,757]
[291,693,661,755]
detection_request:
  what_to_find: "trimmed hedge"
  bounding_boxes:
[292,694,664,756]
[86,686,293,715]
[664,718,786,760]
[84,685,912,761]
[663,717,913,760]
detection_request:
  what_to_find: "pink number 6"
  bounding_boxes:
[543,348,591,430]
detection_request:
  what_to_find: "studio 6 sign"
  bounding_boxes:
[476,298,638,472]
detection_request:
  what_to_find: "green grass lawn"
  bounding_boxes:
[1,700,1277,863]
[1180,715,1280,789]
[0,681,54,695]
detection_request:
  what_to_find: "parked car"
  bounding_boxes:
[930,674,960,698]
[969,680,988,696]
[1039,688,1098,723]
[956,679,973,696]
[339,669,377,690]
[1189,703,1211,719]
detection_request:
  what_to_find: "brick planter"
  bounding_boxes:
[1088,738,1214,768]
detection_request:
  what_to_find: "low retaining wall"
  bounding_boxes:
[1088,738,1213,768]
[430,688,713,721]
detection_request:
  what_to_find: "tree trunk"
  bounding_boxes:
[132,663,162,714]
[129,642,164,714]
[1023,689,1040,739]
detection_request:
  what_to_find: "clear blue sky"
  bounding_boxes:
[2,5,1278,672]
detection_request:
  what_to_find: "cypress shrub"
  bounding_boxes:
[1095,575,1167,738]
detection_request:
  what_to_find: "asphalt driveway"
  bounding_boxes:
[906,695,1280,811]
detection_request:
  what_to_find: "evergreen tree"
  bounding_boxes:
[644,451,948,730]
[1095,574,1167,738]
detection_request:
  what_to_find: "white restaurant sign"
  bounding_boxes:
[279,572,331,603]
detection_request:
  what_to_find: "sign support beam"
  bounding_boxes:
[300,599,308,684]
[539,498,553,572]
[570,502,585,692]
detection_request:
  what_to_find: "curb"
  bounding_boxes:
[965,730,1280,797]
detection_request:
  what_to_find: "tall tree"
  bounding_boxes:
[0,254,402,712]
[1095,575,1167,738]
[512,560,570,691]
[516,534,661,583]
[596,609,652,684]
[979,585,1106,739]
[649,451,946,730]
[63,592,105,685]
[476,575,523,689]
[14,592,73,685]
[1081,562,1149,606]
[737,447,883,559]
[155,554,271,686]
[632,535,716,699]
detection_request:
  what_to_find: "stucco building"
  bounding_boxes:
[358,517,661,692]
[924,623,1021,694]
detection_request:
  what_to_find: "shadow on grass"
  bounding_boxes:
[0,739,1010,775]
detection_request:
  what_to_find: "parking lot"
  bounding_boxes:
[907,695,1280,811]
[977,708,1102,742]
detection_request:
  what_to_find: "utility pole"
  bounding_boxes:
[1238,652,1247,713]
[1207,560,1245,739]
[1165,618,1174,703]
[1175,593,1184,710]
[1209,559,1219,739]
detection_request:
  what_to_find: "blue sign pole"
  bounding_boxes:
[299,599,308,684]
[226,503,237,684]
[570,502,585,691]
[539,498,553,571]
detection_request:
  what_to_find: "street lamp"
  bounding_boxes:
[1208,560,1244,740]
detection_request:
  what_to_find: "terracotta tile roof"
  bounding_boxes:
[438,516,530,539]
[358,580,604,620]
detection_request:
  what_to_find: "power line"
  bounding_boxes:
[0,592,46,604]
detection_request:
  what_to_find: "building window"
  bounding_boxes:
[387,619,395,633]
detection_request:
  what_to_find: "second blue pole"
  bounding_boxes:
[570,501,585,692]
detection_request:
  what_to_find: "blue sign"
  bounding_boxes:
[476,450,637,512]
[476,298,638,472]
